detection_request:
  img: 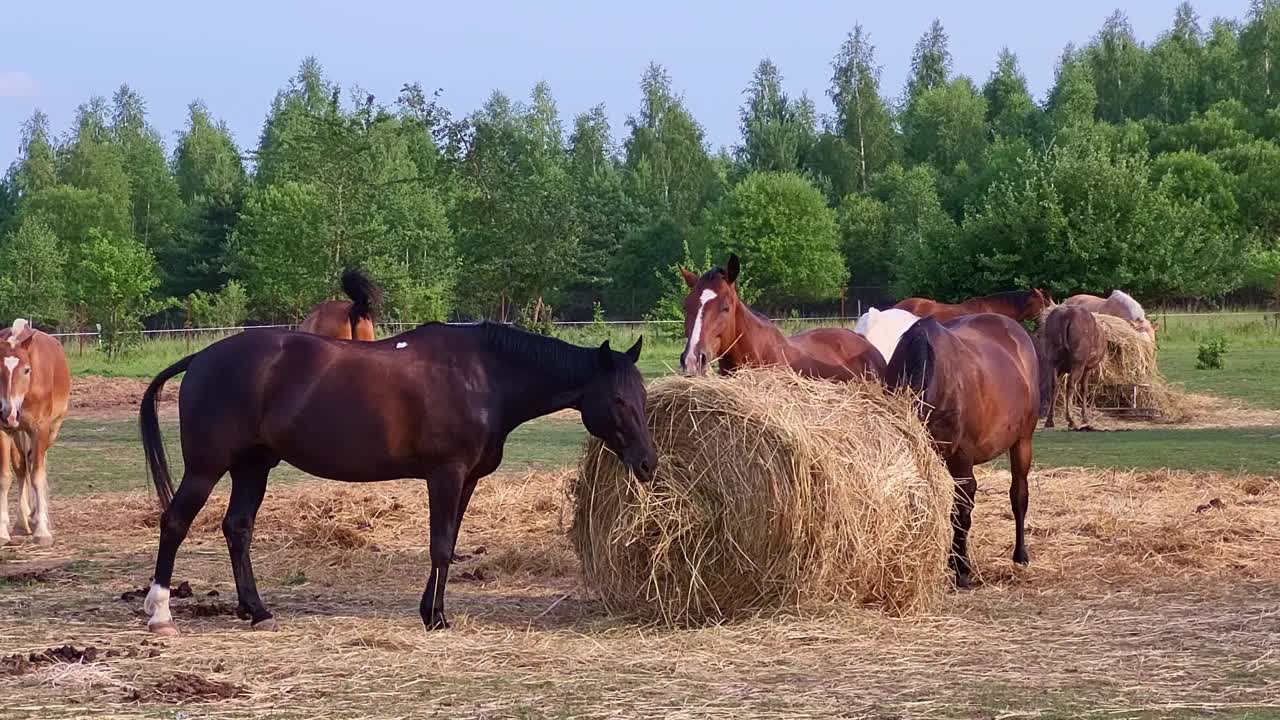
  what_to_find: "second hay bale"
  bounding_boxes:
[570,370,953,624]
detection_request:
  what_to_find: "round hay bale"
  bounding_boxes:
[569,369,953,625]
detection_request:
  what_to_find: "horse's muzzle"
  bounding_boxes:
[680,352,708,377]
[626,447,657,482]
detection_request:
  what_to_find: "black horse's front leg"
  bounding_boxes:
[421,467,466,631]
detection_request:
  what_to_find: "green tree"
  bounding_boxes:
[609,218,686,317]
[837,193,891,286]
[11,110,57,197]
[702,172,847,307]
[569,106,641,303]
[869,164,960,297]
[1047,47,1100,131]
[901,78,989,175]
[906,19,952,105]
[828,25,897,193]
[0,217,67,326]
[1241,0,1280,110]
[74,229,161,355]
[1085,11,1148,123]
[170,100,247,296]
[983,48,1037,138]
[1142,3,1204,122]
[623,63,717,229]
[230,180,331,318]
[1204,19,1246,107]
[735,59,817,175]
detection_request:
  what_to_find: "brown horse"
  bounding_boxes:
[885,313,1049,587]
[894,289,1052,325]
[1062,290,1157,341]
[299,270,380,341]
[679,255,885,381]
[138,323,656,635]
[0,319,71,546]
[1041,305,1106,430]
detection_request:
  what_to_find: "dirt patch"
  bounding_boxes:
[2,645,101,676]
[128,672,244,703]
[70,375,178,420]
[0,560,68,583]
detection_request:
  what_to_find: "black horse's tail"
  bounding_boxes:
[341,269,381,338]
[141,354,194,512]
[888,318,937,419]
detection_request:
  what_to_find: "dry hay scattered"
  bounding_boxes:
[1040,306,1192,423]
[571,369,953,624]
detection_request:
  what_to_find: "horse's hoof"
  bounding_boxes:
[1013,552,1030,566]
[33,534,53,547]
[236,606,252,621]
[424,614,450,631]
[954,573,972,590]
[251,617,277,632]
[148,620,179,636]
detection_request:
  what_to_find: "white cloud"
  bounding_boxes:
[0,71,38,98]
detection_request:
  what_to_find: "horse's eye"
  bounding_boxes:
[22,368,30,375]
[721,306,730,313]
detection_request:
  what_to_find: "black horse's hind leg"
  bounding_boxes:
[450,477,480,563]
[1009,437,1032,566]
[1044,371,1060,428]
[145,470,221,634]
[421,466,465,630]
[225,459,275,629]
[946,457,978,588]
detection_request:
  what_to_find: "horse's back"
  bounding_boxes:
[789,327,885,380]
[1062,294,1106,312]
[1043,306,1104,371]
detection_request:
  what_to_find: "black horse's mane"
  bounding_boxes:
[974,289,1036,303]
[478,322,605,385]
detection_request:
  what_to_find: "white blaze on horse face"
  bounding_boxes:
[682,289,718,373]
[2,357,19,426]
[144,583,173,628]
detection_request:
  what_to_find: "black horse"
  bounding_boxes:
[139,322,656,635]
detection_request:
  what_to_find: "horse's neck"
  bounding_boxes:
[490,353,593,433]
[725,305,791,368]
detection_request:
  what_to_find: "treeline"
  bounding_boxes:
[2,1,1279,342]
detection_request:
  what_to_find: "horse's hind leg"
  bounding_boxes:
[1009,437,1033,567]
[225,458,276,630]
[946,457,978,588]
[1044,372,1060,428]
[145,468,221,635]
[1081,367,1094,427]
[1065,367,1081,429]
[451,477,480,563]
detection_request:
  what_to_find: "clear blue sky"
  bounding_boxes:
[0,0,1254,171]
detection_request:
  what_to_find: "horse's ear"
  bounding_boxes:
[625,336,643,363]
[3,319,35,348]
[597,340,615,370]
[680,267,699,289]
[726,254,740,285]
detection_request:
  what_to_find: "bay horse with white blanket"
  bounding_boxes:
[860,308,1049,586]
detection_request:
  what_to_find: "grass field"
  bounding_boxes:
[5,311,1276,718]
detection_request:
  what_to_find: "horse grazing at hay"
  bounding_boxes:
[1041,305,1106,430]
[1062,290,1157,342]
[870,309,1049,587]
[0,319,70,546]
[679,254,885,381]
[138,323,656,635]
[299,270,381,341]
[894,289,1052,325]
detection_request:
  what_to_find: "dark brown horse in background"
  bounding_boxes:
[895,289,1052,325]
[1041,305,1106,430]
[299,270,380,341]
[679,254,885,381]
[138,323,656,635]
[886,313,1050,587]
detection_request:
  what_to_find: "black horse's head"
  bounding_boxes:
[580,337,657,481]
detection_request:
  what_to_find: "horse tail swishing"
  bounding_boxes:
[341,269,381,341]
[140,354,194,511]
[887,318,938,406]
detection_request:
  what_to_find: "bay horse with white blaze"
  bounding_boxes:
[679,255,885,381]
[895,289,1052,325]
[0,319,70,546]
[138,323,656,635]
[880,311,1049,586]
[299,270,380,341]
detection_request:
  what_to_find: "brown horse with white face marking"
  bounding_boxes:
[679,255,885,381]
[0,319,71,546]
[1041,305,1107,430]
[138,323,656,635]
[895,289,1052,325]
[885,313,1050,587]
[299,270,380,341]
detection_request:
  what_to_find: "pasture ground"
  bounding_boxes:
[2,312,1278,718]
